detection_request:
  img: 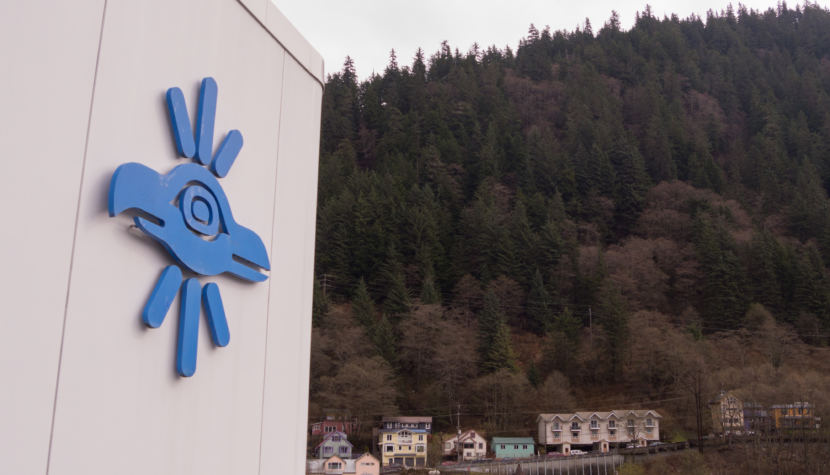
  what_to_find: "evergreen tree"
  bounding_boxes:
[312,278,329,328]
[481,321,517,373]
[527,269,553,335]
[372,314,397,364]
[420,267,442,305]
[352,278,375,327]
[597,286,628,380]
[478,289,504,359]
[694,215,747,330]
[527,361,542,388]
[384,266,411,320]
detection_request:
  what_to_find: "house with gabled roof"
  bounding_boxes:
[376,416,431,468]
[536,410,661,454]
[306,453,380,475]
[443,429,487,461]
[491,437,535,459]
[315,431,353,459]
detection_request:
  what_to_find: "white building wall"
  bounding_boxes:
[0,1,322,474]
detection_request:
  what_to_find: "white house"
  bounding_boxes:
[536,410,662,454]
[442,430,487,461]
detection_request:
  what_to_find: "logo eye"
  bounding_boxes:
[179,184,220,237]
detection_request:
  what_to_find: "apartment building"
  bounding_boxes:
[537,410,661,454]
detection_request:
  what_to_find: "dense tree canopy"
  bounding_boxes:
[309,3,830,451]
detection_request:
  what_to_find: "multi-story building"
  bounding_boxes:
[537,410,661,454]
[491,437,535,459]
[376,417,432,468]
[315,431,353,459]
[771,402,820,431]
[443,430,487,461]
[709,390,744,435]
[743,402,772,433]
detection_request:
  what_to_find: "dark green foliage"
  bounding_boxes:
[527,361,542,388]
[311,3,830,425]
[420,268,441,305]
[383,264,411,319]
[352,278,375,327]
[526,269,553,335]
[597,286,629,380]
[371,314,397,364]
[312,278,329,327]
[694,215,748,330]
[478,290,505,357]
[481,320,518,374]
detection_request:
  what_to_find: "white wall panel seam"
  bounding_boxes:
[235,0,324,88]
[294,90,321,473]
[45,2,109,473]
[258,47,288,475]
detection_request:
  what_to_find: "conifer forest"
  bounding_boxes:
[309,4,830,471]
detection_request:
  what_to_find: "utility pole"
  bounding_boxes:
[588,306,593,351]
[457,403,462,464]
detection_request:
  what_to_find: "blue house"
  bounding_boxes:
[315,431,353,459]
[492,437,535,459]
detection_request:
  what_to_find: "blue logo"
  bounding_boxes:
[109,77,270,377]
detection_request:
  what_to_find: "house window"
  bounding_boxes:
[571,422,580,430]
[418,435,424,441]
[514,445,519,449]
[501,445,505,449]
[608,420,616,429]
[590,420,598,429]
[646,418,653,427]
[627,419,634,427]
[385,445,393,452]
[522,445,527,450]
[386,435,392,441]
[340,446,348,454]
[332,435,340,442]
[609,429,616,435]
[328,462,341,469]
[553,422,560,430]
[572,432,579,438]
[416,445,425,452]
[324,447,333,455]
[479,443,484,449]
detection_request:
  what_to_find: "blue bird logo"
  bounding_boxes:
[108,77,270,377]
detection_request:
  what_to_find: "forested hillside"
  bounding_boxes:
[309,3,830,460]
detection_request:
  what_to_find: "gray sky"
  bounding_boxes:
[272,1,819,79]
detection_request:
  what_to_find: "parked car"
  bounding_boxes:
[649,441,665,446]
[625,444,635,449]
[569,449,585,455]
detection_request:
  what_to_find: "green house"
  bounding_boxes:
[491,437,535,459]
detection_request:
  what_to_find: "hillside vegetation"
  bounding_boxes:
[309,3,830,462]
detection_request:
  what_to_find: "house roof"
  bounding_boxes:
[315,431,354,450]
[378,427,430,434]
[492,437,535,445]
[307,454,378,474]
[446,429,486,444]
[538,410,662,422]
[382,416,433,423]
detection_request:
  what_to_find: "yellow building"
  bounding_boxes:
[771,402,820,431]
[376,417,432,468]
